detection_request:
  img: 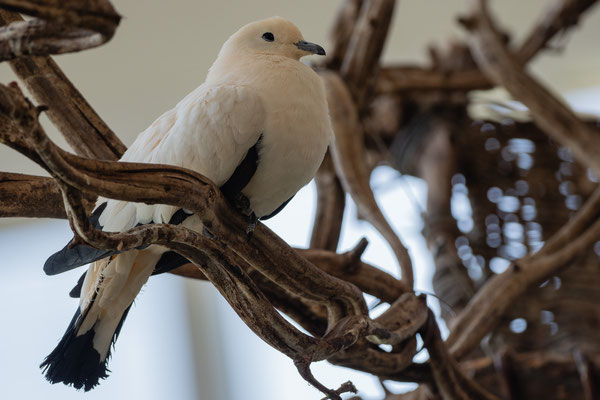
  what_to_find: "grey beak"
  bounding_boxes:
[295,40,326,56]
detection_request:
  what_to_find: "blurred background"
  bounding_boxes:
[1,1,599,399]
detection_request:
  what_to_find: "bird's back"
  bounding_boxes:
[97,83,266,230]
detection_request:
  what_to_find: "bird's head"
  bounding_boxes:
[220,17,326,61]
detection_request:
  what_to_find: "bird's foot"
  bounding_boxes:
[232,193,253,216]
[231,193,257,240]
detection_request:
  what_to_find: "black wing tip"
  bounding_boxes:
[43,244,117,276]
[43,202,110,276]
[43,254,63,276]
[69,272,86,298]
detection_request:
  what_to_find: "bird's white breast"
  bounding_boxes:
[230,58,332,217]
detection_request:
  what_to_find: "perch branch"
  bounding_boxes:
[60,185,363,400]
[298,243,411,303]
[0,170,408,304]
[0,172,93,217]
[0,82,433,396]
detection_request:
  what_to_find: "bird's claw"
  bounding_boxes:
[231,193,257,240]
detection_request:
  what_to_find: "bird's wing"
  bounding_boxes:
[45,84,266,276]
[259,194,295,220]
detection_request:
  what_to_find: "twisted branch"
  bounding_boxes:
[447,185,600,359]
[0,0,120,60]
[323,70,414,287]
[2,1,598,398]
[310,152,346,251]
[461,0,600,176]
[0,10,126,161]
[0,80,432,398]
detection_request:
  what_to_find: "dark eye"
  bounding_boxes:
[262,32,274,42]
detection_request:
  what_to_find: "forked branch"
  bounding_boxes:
[0,80,431,399]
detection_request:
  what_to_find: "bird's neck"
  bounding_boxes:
[206,53,303,88]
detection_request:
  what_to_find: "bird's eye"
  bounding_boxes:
[262,32,275,42]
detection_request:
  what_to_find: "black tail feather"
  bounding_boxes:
[40,306,131,391]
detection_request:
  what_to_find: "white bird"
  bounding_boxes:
[41,16,332,391]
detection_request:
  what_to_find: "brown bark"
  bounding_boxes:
[310,152,346,251]
[0,10,125,161]
[463,0,600,176]
[0,80,428,399]
[0,0,120,60]
[323,70,414,287]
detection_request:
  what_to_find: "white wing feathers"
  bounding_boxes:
[98,84,266,232]
[78,85,265,359]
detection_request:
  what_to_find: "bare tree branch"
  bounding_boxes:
[376,66,491,94]
[324,0,364,70]
[0,80,434,398]
[415,118,474,320]
[322,70,414,287]
[310,152,346,251]
[462,0,600,176]
[0,0,121,59]
[0,172,93,217]
[447,186,600,359]
[423,312,500,400]
[376,0,599,96]
[340,0,396,104]
[0,10,126,160]
[516,0,599,63]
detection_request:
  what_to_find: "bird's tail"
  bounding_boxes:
[41,249,156,391]
[40,303,130,391]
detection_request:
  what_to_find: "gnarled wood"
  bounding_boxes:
[0,10,126,161]
[0,0,120,59]
[322,70,414,287]
[463,0,600,176]
[310,152,346,251]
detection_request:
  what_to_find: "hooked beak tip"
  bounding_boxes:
[295,40,326,56]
